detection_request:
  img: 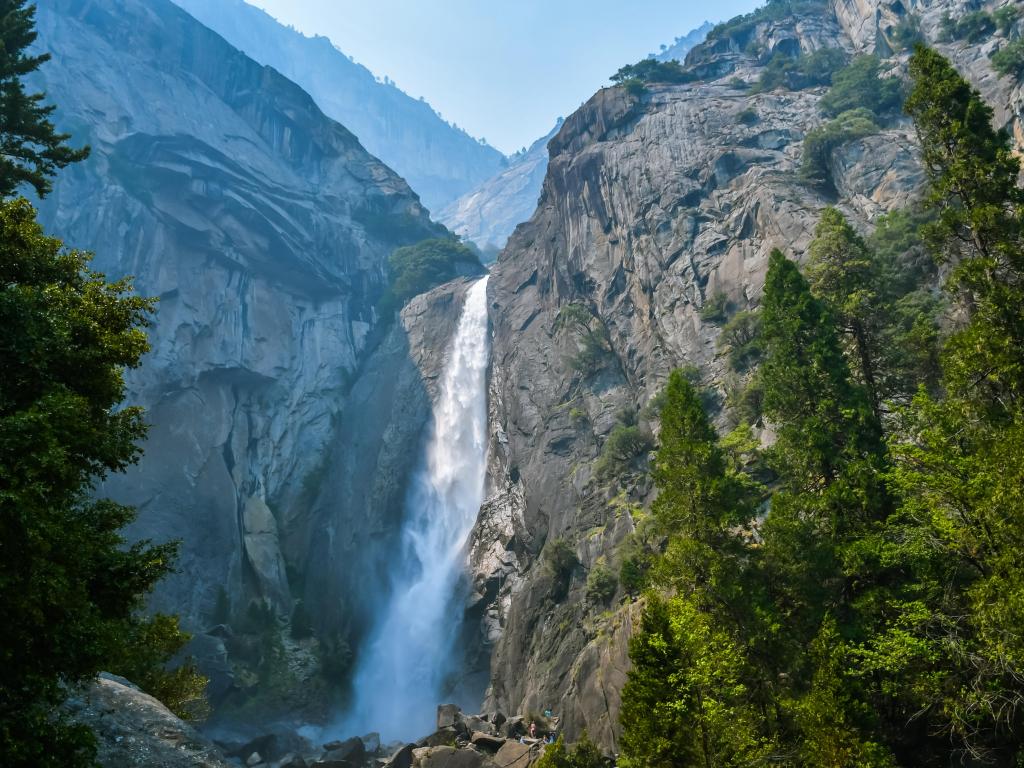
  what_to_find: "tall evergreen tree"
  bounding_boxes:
[905,44,1024,410]
[0,5,201,765]
[0,200,175,766]
[760,249,884,518]
[0,0,89,198]
[807,208,884,419]
[884,46,1024,759]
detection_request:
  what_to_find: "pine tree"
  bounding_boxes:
[883,46,1024,758]
[0,0,89,198]
[905,44,1024,409]
[0,200,175,766]
[760,249,884,515]
[807,208,884,418]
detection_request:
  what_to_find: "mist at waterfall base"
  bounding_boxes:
[335,277,491,744]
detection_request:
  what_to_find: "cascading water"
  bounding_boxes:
[342,276,491,742]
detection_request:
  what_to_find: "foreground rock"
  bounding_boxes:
[65,675,231,768]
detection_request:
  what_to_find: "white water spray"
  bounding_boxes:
[342,276,491,742]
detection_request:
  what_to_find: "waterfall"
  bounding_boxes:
[342,276,491,742]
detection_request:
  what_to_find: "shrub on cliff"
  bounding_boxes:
[610,58,695,86]
[939,10,996,43]
[819,55,903,119]
[544,538,579,600]
[586,562,618,605]
[800,107,880,189]
[992,38,1024,79]
[755,46,846,92]
[594,424,654,481]
[383,237,483,310]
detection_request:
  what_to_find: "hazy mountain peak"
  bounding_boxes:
[171,0,507,212]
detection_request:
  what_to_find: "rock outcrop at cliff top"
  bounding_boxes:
[475,0,1022,752]
[171,0,508,213]
[31,0,445,630]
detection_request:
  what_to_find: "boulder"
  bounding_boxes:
[323,737,366,764]
[419,746,488,768]
[64,675,231,767]
[463,716,495,736]
[275,755,308,768]
[437,704,462,729]
[417,727,458,748]
[470,732,506,752]
[362,733,382,754]
[248,754,264,767]
[385,743,416,768]
[498,717,525,740]
[493,741,537,768]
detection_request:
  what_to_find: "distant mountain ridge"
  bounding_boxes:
[439,22,714,256]
[439,120,562,258]
[171,0,507,212]
[655,20,715,62]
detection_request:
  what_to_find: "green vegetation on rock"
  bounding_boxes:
[800,107,880,189]
[383,237,483,310]
[754,47,846,92]
[992,38,1024,79]
[619,45,1024,765]
[610,58,695,89]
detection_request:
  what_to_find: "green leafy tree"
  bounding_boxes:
[108,614,209,721]
[807,207,884,417]
[882,45,1024,758]
[0,199,177,766]
[0,0,89,197]
[384,237,483,309]
[906,45,1024,408]
[760,249,883,505]
[611,59,695,86]
[620,594,773,768]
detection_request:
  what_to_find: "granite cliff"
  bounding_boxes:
[473,0,1023,751]
[30,0,463,659]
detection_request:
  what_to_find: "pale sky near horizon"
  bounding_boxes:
[245,0,762,155]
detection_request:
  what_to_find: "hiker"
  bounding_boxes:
[529,721,537,740]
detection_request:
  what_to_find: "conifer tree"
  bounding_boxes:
[807,208,884,418]
[0,0,89,198]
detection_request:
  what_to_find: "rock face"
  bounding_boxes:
[439,122,562,257]
[65,675,232,768]
[474,0,1023,752]
[30,0,446,632]
[170,0,507,212]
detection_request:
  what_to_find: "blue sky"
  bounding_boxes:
[246,0,762,154]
